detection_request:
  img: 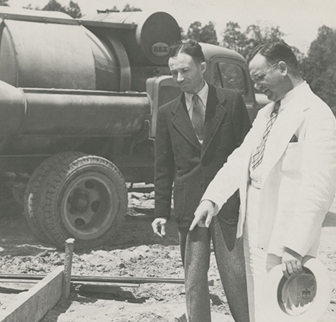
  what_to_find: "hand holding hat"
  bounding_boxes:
[282,248,303,279]
[262,257,332,322]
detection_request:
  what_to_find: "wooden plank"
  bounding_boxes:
[0,266,64,322]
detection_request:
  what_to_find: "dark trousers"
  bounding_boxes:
[179,217,250,322]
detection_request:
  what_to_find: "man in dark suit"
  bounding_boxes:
[151,39,251,322]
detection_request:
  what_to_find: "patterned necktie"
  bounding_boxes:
[251,101,281,170]
[191,94,205,141]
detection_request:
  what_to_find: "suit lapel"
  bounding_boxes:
[202,85,228,156]
[171,94,201,150]
[261,98,306,182]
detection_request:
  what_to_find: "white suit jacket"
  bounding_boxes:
[202,82,336,257]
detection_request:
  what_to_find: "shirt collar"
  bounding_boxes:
[279,81,308,111]
[185,82,209,111]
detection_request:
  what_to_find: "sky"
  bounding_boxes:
[7,0,336,54]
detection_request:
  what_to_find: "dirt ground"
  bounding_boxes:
[0,188,335,322]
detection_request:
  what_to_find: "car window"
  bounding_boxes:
[213,62,246,95]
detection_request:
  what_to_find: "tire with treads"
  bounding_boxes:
[24,152,85,242]
[39,155,127,249]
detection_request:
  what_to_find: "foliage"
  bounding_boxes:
[122,4,141,12]
[97,6,119,13]
[301,25,336,109]
[222,22,248,56]
[64,1,82,18]
[187,21,201,41]
[0,0,9,6]
[222,22,287,61]
[42,0,82,18]
[97,4,141,13]
[23,4,39,10]
[186,21,218,45]
[180,27,187,40]
[43,0,63,12]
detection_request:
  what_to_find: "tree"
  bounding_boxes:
[199,22,218,45]
[301,25,336,109]
[64,1,82,18]
[97,6,119,13]
[222,22,286,61]
[180,27,187,40]
[43,0,63,12]
[122,4,141,12]
[187,21,218,45]
[187,21,202,42]
[42,0,82,18]
[0,0,9,6]
[222,22,248,56]
[23,4,39,10]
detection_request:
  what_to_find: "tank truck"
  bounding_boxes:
[0,7,261,248]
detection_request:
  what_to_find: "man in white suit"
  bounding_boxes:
[190,41,336,321]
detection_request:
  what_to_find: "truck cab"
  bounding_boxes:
[147,42,259,139]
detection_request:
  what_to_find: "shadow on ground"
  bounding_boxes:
[0,205,179,257]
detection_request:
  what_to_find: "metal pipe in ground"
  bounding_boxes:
[63,238,74,299]
[0,274,213,286]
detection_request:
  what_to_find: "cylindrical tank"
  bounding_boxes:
[0,81,151,136]
[0,81,151,155]
[0,81,25,135]
[21,89,151,136]
[81,11,181,66]
[0,8,126,91]
[0,8,181,91]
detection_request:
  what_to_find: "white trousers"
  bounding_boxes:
[244,185,282,322]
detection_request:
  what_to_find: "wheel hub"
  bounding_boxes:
[70,192,90,212]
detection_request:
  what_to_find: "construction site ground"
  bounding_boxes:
[0,187,335,322]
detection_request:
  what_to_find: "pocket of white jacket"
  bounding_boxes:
[281,142,303,175]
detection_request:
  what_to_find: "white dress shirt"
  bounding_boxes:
[249,82,306,188]
[184,82,209,144]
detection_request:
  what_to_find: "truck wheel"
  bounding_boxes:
[24,152,85,242]
[40,155,127,249]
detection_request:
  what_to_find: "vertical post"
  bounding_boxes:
[63,238,75,299]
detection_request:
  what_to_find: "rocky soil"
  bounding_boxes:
[0,187,335,322]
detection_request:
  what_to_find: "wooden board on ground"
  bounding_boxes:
[0,266,64,322]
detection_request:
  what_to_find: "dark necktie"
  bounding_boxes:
[191,94,205,141]
[251,101,281,170]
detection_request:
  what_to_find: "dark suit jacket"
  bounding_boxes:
[154,84,251,239]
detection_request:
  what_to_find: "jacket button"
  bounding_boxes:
[199,183,203,188]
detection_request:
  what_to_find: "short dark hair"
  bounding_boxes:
[168,39,205,64]
[251,41,299,71]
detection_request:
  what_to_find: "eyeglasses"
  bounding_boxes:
[250,62,278,84]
